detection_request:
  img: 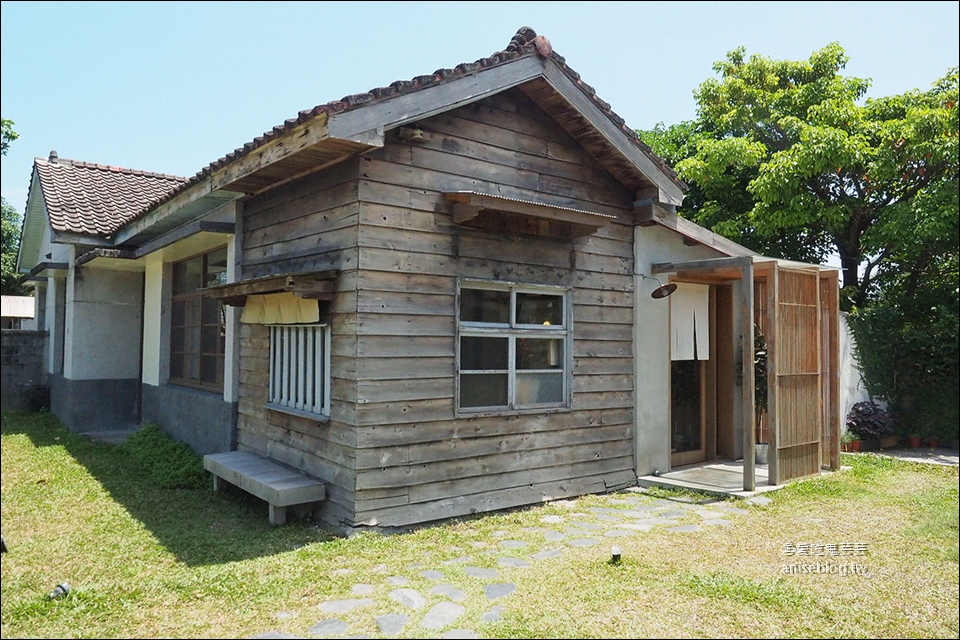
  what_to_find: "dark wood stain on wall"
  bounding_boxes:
[237,88,638,529]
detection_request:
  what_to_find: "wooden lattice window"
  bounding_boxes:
[268,324,330,417]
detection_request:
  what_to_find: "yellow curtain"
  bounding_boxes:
[241,292,319,324]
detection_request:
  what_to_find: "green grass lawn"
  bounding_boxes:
[2,410,958,639]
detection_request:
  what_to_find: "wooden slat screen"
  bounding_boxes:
[774,269,822,481]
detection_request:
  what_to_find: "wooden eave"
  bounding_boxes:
[208,270,340,307]
[444,190,615,238]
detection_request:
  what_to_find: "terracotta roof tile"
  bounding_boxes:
[33,153,188,238]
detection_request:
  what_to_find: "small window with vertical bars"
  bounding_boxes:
[268,324,330,417]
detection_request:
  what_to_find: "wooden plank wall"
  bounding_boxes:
[351,89,638,527]
[237,158,362,527]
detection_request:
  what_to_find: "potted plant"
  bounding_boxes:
[841,430,860,452]
[907,432,923,448]
[846,401,895,450]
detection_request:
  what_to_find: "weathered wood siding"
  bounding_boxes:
[352,89,637,527]
[237,158,361,527]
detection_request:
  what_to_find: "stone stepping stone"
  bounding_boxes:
[350,584,374,596]
[442,555,473,565]
[464,566,498,579]
[531,549,564,560]
[308,619,348,637]
[441,630,479,639]
[431,583,467,602]
[625,486,648,493]
[388,588,426,609]
[609,498,644,505]
[604,529,635,537]
[481,605,504,623]
[251,632,304,639]
[370,563,388,573]
[484,582,516,600]
[386,575,409,586]
[659,510,687,518]
[587,507,626,514]
[540,514,565,523]
[567,538,600,547]
[421,602,466,630]
[571,521,604,530]
[667,524,703,533]
[594,514,625,523]
[318,599,374,615]
[622,506,660,515]
[633,518,680,527]
[701,519,733,527]
[543,530,566,541]
[564,527,594,537]
[420,570,444,580]
[746,495,773,507]
[499,539,528,549]
[498,556,531,568]
[374,613,408,636]
[521,527,544,533]
[615,523,653,532]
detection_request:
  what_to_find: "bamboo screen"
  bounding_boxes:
[775,269,822,481]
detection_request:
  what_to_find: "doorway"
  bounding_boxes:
[669,282,730,468]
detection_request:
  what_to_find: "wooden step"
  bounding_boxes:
[203,450,326,525]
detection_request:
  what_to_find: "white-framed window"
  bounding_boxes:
[268,323,331,418]
[457,280,570,413]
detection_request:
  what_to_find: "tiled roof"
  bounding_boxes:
[33,152,188,237]
[126,26,681,228]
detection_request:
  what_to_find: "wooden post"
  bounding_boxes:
[741,262,755,492]
[767,264,779,485]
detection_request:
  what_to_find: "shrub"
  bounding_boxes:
[846,401,896,441]
[121,424,208,490]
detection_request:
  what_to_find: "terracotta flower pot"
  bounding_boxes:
[850,439,861,452]
[907,435,922,448]
[927,437,940,449]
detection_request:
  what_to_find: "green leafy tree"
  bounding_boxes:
[641,45,959,308]
[2,117,26,295]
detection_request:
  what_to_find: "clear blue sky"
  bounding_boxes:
[2,1,958,214]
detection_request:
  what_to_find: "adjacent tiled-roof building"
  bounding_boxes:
[32,151,188,237]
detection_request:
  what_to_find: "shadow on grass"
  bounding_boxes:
[1,410,339,566]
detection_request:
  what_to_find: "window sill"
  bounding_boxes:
[455,405,571,419]
[265,402,331,423]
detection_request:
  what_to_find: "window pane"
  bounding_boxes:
[517,338,563,369]
[171,327,184,352]
[173,256,203,295]
[201,325,219,354]
[516,292,562,326]
[171,299,185,326]
[183,353,199,381]
[460,288,510,323]
[205,248,228,288]
[516,371,563,405]
[185,297,201,326]
[201,356,219,385]
[460,373,508,408]
[460,336,507,370]
[170,353,183,379]
[184,324,200,354]
[201,295,220,324]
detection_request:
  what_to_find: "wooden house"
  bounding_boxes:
[16,27,840,530]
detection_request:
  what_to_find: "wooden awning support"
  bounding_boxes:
[208,270,339,306]
[443,191,616,238]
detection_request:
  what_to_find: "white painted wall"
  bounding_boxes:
[64,249,143,381]
[839,312,872,428]
[634,224,728,477]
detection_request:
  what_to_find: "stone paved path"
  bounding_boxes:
[249,488,769,639]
